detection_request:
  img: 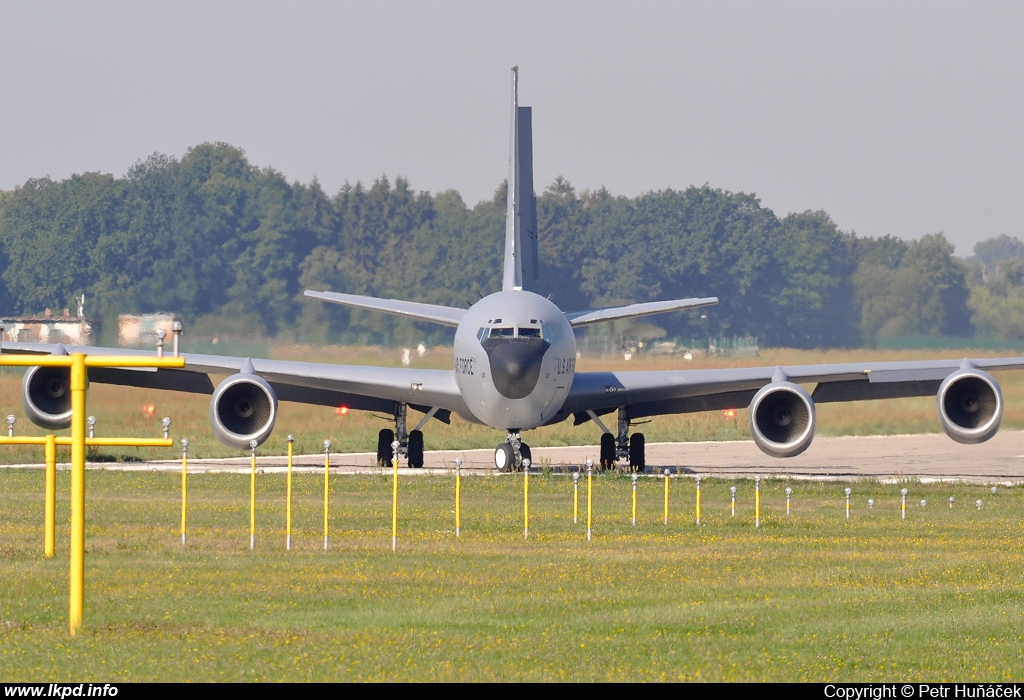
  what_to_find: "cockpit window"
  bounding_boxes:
[518,328,541,338]
[489,327,515,339]
[541,325,555,343]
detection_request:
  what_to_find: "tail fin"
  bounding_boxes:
[502,67,540,292]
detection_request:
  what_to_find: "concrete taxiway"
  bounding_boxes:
[6,431,1024,483]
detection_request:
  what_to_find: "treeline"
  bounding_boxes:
[0,142,1018,349]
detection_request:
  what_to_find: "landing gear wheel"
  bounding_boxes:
[408,430,424,469]
[600,433,616,470]
[377,429,395,466]
[494,443,515,472]
[629,432,646,472]
[520,443,532,468]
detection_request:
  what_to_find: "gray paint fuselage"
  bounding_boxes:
[453,289,576,430]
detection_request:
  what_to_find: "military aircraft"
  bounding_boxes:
[3,67,1020,471]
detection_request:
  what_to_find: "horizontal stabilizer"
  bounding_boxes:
[564,297,719,327]
[304,290,467,327]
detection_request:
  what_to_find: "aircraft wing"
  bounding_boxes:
[564,297,719,327]
[304,290,466,327]
[560,357,1024,422]
[0,341,470,421]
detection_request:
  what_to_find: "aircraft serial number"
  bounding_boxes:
[455,357,475,375]
[556,357,575,375]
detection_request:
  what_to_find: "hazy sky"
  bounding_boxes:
[2,1,1022,254]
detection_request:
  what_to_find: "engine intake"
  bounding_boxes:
[22,365,73,430]
[748,382,816,458]
[937,369,1002,444]
[210,374,278,449]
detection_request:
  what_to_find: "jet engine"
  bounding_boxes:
[22,365,73,430]
[937,369,1002,444]
[748,382,816,458]
[209,374,278,449]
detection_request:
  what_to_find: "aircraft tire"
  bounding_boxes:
[520,443,532,467]
[494,443,515,472]
[600,433,616,470]
[408,430,424,468]
[629,432,645,472]
[377,429,395,467]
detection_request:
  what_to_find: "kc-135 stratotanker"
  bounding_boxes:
[4,67,1022,471]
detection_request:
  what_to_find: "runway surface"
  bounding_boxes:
[7,431,1024,483]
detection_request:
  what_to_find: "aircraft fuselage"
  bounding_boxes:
[453,290,576,430]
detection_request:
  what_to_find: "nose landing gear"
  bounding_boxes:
[494,430,531,472]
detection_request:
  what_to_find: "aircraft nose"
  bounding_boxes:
[485,339,550,400]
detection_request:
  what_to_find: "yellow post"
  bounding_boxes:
[0,352,183,636]
[586,461,593,542]
[631,474,638,526]
[695,475,702,526]
[391,441,399,552]
[69,354,86,636]
[249,441,257,550]
[286,435,294,551]
[523,461,529,539]
[454,459,462,537]
[323,440,331,551]
[44,435,56,557]
[573,472,579,524]
[180,439,189,546]
[663,469,670,525]
[755,475,761,529]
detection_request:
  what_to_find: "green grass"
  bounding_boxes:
[2,470,1024,681]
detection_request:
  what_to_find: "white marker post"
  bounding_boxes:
[631,473,638,526]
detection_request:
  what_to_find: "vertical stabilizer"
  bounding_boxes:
[502,67,540,292]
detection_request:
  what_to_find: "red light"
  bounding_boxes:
[722,409,736,419]
[335,406,349,416]
[142,404,156,416]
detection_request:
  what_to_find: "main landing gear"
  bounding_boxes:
[594,408,645,472]
[376,403,426,468]
[494,430,531,472]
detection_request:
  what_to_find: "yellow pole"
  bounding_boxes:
[180,439,189,546]
[286,435,294,551]
[755,476,761,529]
[44,435,56,557]
[695,475,702,526]
[631,474,638,526]
[573,472,579,524]
[663,469,670,525]
[249,443,257,550]
[391,443,399,552]
[586,461,593,542]
[69,354,86,636]
[323,440,331,551]
[455,459,462,537]
[523,461,529,539]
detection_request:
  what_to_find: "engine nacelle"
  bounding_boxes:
[937,369,1002,445]
[22,365,73,430]
[748,381,816,458]
[209,374,278,449]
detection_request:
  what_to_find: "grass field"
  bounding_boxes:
[2,469,1024,681]
[2,344,1024,464]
